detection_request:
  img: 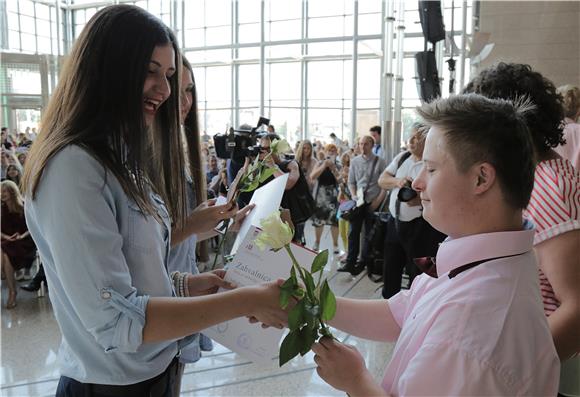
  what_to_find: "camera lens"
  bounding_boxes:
[397,186,418,202]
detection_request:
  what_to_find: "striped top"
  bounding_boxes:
[524,158,580,316]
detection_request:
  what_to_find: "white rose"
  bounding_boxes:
[270,139,292,155]
[255,210,294,251]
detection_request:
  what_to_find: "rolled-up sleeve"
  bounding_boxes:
[30,147,149,353]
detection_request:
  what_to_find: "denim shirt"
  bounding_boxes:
[25,145,181,385]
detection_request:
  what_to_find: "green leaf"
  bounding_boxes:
[290,266,298,284]
[292,286,305,299]
[310,250,329,274]
[279,289,290,309]
[240,179,260,192]
[320,280,337,321]
[303,271,316,295]
[288,300,305,331]
[304,301,320,319]
[299,326,316,356]
[279,330,301,367]
[259,167,276,183]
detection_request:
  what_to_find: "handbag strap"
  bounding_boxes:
[361,155,379,203]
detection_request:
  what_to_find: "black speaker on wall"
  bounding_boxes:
[418,0,446,44]
[415,51,441,102]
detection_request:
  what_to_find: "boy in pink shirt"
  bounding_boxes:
[312,94,559,396]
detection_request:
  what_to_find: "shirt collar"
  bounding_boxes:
[435,220,535,277]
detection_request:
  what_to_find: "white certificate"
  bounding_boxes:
[203,225,318,364]
[230,172,289,254]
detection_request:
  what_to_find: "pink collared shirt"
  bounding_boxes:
[384,225,560,396]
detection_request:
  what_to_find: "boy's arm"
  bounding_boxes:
[329,297,401,342]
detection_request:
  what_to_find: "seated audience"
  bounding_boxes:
[1,180,37,308]
[312,94,559,396]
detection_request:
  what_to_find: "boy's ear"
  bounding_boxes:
[474,162,496,195]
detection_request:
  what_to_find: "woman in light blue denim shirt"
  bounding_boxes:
[22,6,286,397]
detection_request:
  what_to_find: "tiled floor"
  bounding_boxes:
[1,223,395,396]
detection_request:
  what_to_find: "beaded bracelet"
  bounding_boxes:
[169,271,189,298]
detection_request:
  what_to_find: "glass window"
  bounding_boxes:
[308,60,350,101]
[266,62,301,101]
[184,2,205,29]
[239,64,260,102]
[308,41,352,56]
[238,47,260,60]
[358,0,382,14]
[18,0,34,17]
[266,0,301,21]
[238,0,261,23]
[20,15,35,34]
[307,108,343,142]
[308,15,353,38]
[184,28,205,48]
[358,13,382,35]
[308,0,351,18]
[35,3,50,20]
[205,26,231,46]
[205,0,231,27]
[266,107,301,143]
[267,44,301,59]
[7,12,19,31]
[238,22,260,43]
[357,58,380,101]
[267,20,301,41]
[21,33,36,52]
[205,66,231,103]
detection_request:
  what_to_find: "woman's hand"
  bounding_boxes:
[230,204,255,232]
[187,199,239,234]
[187,270,236,296]
[312,337,384,396]
[245,280,290,329]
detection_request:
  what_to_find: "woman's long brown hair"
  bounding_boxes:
[22,5,187,227]
[182,57,209,261]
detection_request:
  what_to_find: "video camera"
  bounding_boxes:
[214,116,270,162]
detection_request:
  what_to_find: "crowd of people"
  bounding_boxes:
[1,4,579,396]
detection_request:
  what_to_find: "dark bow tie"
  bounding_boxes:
[413,252,527,279]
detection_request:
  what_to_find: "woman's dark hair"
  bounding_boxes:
[23,5,186,226]
[463,62,565,156]
[181,56,209,260]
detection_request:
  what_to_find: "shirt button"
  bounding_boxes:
[100,290,111,300]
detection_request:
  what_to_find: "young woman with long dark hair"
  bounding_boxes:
[22,6,284,396]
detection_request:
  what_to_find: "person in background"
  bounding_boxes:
[21,6,286,395]
[377,124,446,298]
[555,85,580,169]
[369,125,383,157]
[310,143,341,254]
[1,128,13,151]
[312,94,559,397]
[464,62,580,397]
[17,152,27,167]
[5,165,22,186]
[339,135,387,275]
[206,154,219,183]
[295,140,317,192]
[1,180,37,309]
[267,125,275,133]
[336,151,351,260]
